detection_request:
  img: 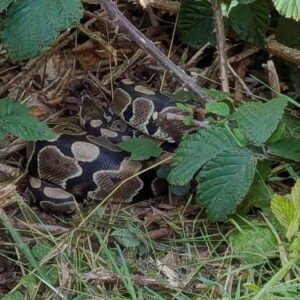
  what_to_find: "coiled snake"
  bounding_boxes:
[26,79,198,213]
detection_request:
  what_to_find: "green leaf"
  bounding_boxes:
[176,103,193,114]
[0,99,55,141]
[229,0,270,45]
[196,148,256,220]
[271,194,298,240]
[21,275,39,298]
[289,236,300,261]
[291,179,300,211]
[268,138,300,162]
[2,0,83,61]
[168,127,238,185]
[118,137,162,161]
[231,97,287,146]
[31,242,53,260]
[111,226,141,248]
[0,0,14,12]
[202,88,231,101]
[178,0,215,48]
[273,0,300,21]
[267,121,285,144]
[206,102,230,117]
[245,161,272,209]
[40,265,59,286]
[275,17,300,47]
[1,291,23,300]
[229,223,277,264]
[283,115,300,138]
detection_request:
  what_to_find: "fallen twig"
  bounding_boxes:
[214,0,229,92]
[100,0,212,103]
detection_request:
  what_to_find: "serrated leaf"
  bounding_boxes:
[289,236,300,260]
[231,97,287,146]
[229,223,277,264]
[291,179,300,211]
[31,243,53,260]
[206,102,230,117]
[111,227,141,248]
[275,16,300,47]
[168,127,238,185]
[118,137,162,161]
[178,0,215,48]
[245,161,272,209]
[203,88,231,101]
[40,265,59,286]
[196,148,256,220]
[268,138,300,162]
[2,0,83,61]
[1,290,23,300]
[0,0,14,12]
[271,194,297,240]
[273,0,300,21]
[21,275,39,298]
[267,121,285,144]
[229,0,270,45]
[283,115,300,139]
[0,99,55,141]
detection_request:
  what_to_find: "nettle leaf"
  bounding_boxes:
[0,99,55,141]
[231,97,287,146]
[178,0,215,48]
[229,0,270,45]
[229,223,277,264]
[273,0,300,21]
[168,127,238,185]
[0,0,14,12]
[118,137,162,161]
[197,148,256,220]
[2,0,83,61]
[268,138,300,162]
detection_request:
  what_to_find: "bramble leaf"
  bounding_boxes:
[196,148,256,220]
[229,223,277,264]
[268,138,300,162]
[118,137,162,161]
[2,0,83,61]
[229,0,270,45]
[168,127,238,185]
[178,0,215,48]
[231,97,287,146]
[271,180,300,240]
[0,0,13,12]
[273,0,300,21]
[206,102,230,117]
[0,99,55,141]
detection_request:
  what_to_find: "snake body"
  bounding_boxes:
[27,80,196,213]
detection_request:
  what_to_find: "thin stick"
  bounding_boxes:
[100,0,212,103]
[214,0,229,92]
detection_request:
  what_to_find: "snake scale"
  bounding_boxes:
[26,79,198,213]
